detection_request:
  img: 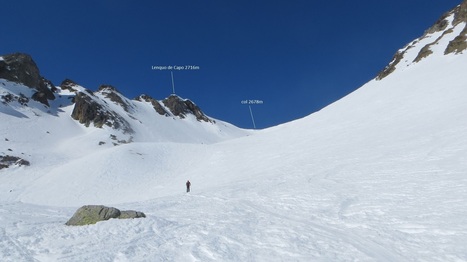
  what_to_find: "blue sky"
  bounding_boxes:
[2,0,461,129]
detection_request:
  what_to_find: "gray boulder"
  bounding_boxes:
[66,205,145,226]
[119,210,146,219]
[66,205,120,226]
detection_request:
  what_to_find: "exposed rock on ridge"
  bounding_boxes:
[377,0,467,80]
[445,25,467,54]
[453,0,467,25]
[71,90,134,134]
[60,79,79,92]
[98,85,133,113]
[162,95,213,122]
[0,53,56,106]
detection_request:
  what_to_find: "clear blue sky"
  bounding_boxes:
[2,0,461,129]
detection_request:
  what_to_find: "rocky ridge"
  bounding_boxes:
[377,0,467,80]
[1,53,216,136]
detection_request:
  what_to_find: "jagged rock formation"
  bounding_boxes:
[71,90,134,134]
[1,52,224,141]
[0,53,56,106]
[162,95,213,122]
[377,0,467,80]
[65,205,146,226]
[0,155,30,169]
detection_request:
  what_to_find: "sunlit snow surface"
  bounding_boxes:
[1,33,467,261]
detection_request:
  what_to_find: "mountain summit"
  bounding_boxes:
[0,53,56,106]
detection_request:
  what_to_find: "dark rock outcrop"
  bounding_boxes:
[1,92,29,106]
[445,25,467,54]
[98,85,133,112]
[376,50,404,80]
[65,205,146,226]
[453,0,467,25]
[135,94,169,116]
[424,13,450,35]
[0,53,41,88]
[0,155,30,170]
[443,0,467,55]
[413,45,434,63]
[162,95,212,122]
[71,91,133,134]
[0,53,55,106]
[71,92,106,128]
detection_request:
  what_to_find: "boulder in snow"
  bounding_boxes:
[119,210,146,219]
[65,205,145,226]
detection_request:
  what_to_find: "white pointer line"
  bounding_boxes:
[249,105,257,129]
[171,71,175,94]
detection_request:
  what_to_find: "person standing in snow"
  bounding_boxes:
[186,180,191,193]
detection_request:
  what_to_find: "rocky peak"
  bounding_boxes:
[162,94,212,122]
[98,84,118,92]
[0,53,55,106]
[0,53,40,88]
[60,79,79,92]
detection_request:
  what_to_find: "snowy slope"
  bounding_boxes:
[1,4,467,262]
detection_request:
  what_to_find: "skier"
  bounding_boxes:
[186,180,191,193]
